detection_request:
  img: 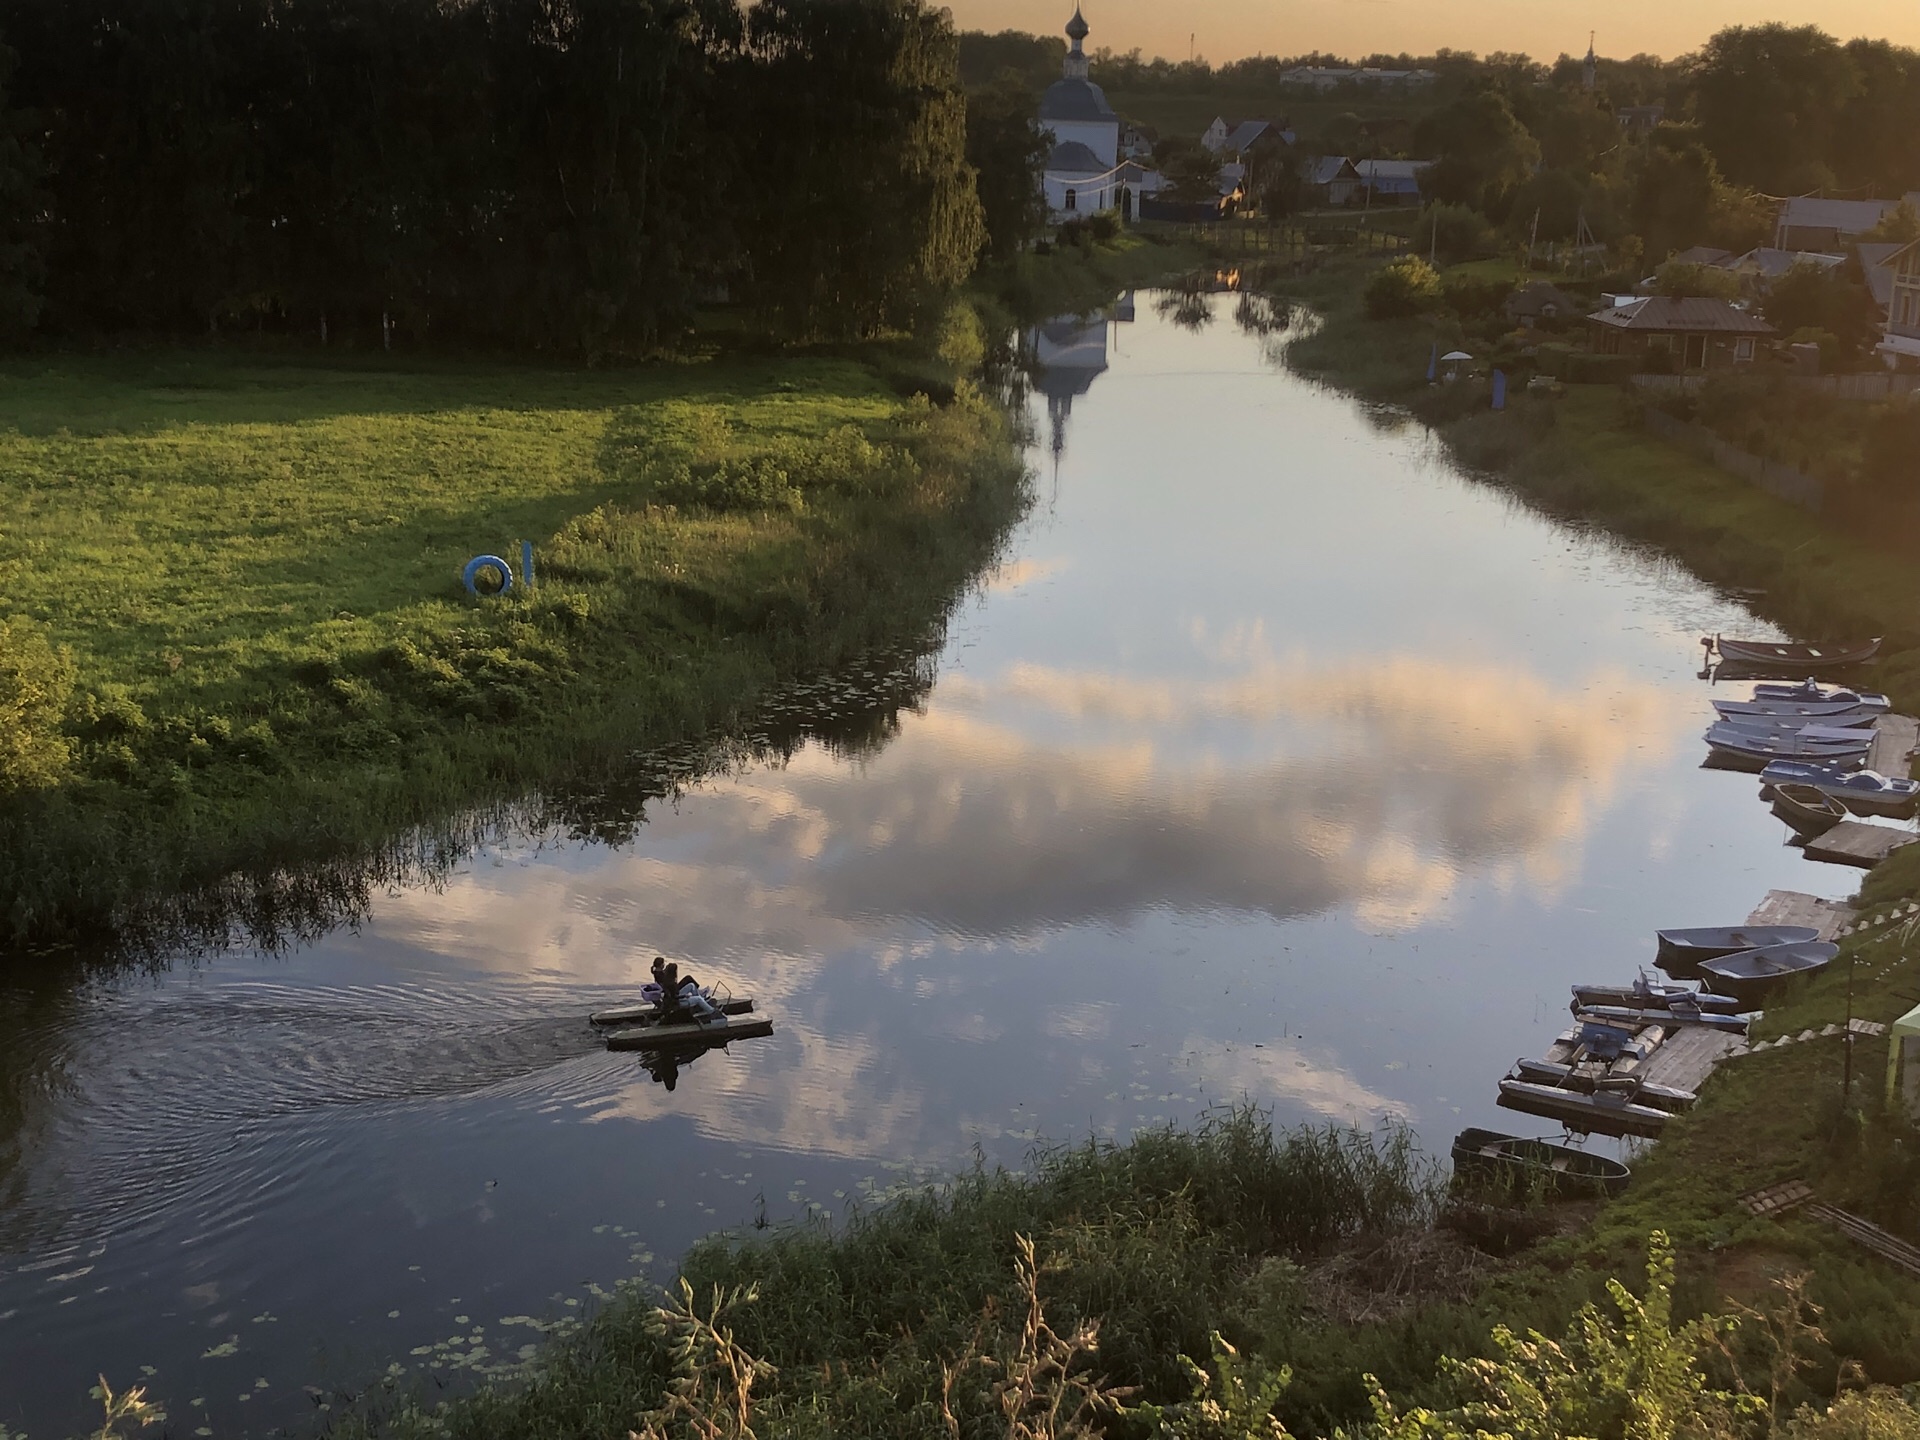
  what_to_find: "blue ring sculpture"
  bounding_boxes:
[463,554,515,597]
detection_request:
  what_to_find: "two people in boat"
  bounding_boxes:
[650,955,718,1024]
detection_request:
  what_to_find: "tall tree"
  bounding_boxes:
[964,76,1048,263]
[1414,88,1539,220]
[0,34,45,342]
[1690,25,1856,193]
[740,0,983,339]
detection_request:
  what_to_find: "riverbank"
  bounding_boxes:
[0,347,1029,951]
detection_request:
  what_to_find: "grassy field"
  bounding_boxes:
[0,345,1029,949]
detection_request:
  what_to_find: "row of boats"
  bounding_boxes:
[1695,679,1920,823]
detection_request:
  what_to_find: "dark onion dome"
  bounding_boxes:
[1065,5,1089,40]
[1044,140,1109,175]
[1038,78,1116,122]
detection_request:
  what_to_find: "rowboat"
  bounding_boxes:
[1713,700,1883,723]
[1703,724,1870,772]
[1706,636,1882,671]
[603,1014,776,1050]
[1698,941,1838,1006]
[1450,1127,1633,1198]
[1770,782,1846,834]
[1655,925,1819,974]
[1574,1003,1749,1035]
[1570,977,1742,1013]
[1496,1078,1670,1138]
[1757,762,1920,819]
[1712,711,1879,734]
[1510,1061,1697,1112]
[1751,680,1886,706]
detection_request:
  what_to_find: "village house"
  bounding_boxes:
[1355,158,1430,206]
[1306,156,1362,206]
[1278,65,1436,91]
[1201,118,1295,157]
[1773,195,1920,252]
[1586,295,1775,370]
[1615,105,1664,136]
[1878,238,1920,366]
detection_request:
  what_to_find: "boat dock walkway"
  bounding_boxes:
[1868,714,1920,779]
[1748,888,1856,939]
[1805,823,1918,868]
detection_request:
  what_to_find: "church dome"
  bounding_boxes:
[1038,77,1116,122]
[1065,6,1089,40]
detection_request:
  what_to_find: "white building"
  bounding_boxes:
[1039,8,1160,219]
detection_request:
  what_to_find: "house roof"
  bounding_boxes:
[1777,196,1898,236]
[1858,241,1909,307]
[1044,140,1109,177]
[1505,281,1578,315]
[1209,119,1288,154]
[1670,246,1732,266]
[1729,247,1842,280]
[1357,159,1431,182]
[1587,296,1776,335]
[1309,156,1358,185]
[1039,77,1117,123]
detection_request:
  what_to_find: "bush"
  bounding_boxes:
[0,615,76,793]
[1438,272,1510,321]
[1365,257,1442,319]
[1863,399,1920,497]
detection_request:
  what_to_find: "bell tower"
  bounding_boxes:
[1063,7,1090,81]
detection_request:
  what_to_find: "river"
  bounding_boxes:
[0,291,1853,1435]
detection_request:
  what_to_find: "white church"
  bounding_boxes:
[1039,8,1161,220]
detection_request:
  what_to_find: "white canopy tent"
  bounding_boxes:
[1887,1002,1920,1118]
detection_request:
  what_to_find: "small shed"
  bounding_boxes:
[1888,1002,1920,1119]
[1505,281,1579,326]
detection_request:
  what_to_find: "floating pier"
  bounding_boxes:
[1867,713,1920,779]
[1748,888,1856,939]
[1804,822,1918,868]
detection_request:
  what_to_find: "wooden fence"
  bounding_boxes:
[1631,371,1920,400]
[1642,406,1825,513]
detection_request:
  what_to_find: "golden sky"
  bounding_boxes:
[948,0,1920,64]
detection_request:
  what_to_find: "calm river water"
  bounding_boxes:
[0,293,1854,1434]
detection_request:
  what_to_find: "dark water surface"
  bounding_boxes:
[0,295,1852,1434]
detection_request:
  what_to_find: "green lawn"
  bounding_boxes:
[0,347,1027,948]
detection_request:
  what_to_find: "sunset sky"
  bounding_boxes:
[946,0,1920,64]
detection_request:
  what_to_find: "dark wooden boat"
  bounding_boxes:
[1654,925,1819,976]
[1451,1127,1632,1198]
[1570,979,1741,1014]
[591,996,754,1026]
[1496,1078,1669,1138]
[1707,636,1882,671]
[1697,941,1838,1006]
[603,1014,775,1050]
[1511,1059,1696,1111]
[1771,782,1847,835]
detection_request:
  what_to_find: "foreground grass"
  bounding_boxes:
[0,348,1028,948]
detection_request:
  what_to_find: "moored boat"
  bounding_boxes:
[1655,925,1820,974]
[1574,1003,1749,1035]
[1509,1060,1696,1112]
[1750,680,1886,707]
[1570,977,1742,1013]
[1706,636,1882,671]
[1712,711,1879,734]
[1450,1127,1633,1198]
[1496,1078,1670,1138]
[1697,941,1838,1006]
[1757,762,1920,819]
[1704,724,1869,772]
[1713,699,1885,722]
[1770,782,1846,834]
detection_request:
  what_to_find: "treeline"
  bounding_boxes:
[0,0,987,354]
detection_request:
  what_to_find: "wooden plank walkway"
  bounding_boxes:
[1804,821,1919,868]
[1632,1024,1743,1093]
[1747,889,1856,940]
[1809,1203,1920,1278]
[1868,714,1920,780]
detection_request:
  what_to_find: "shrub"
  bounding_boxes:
[1413,204,1493,266]
[1863,399,1920,498]
[1365,257,1441,319]
[655,455,805,513]
[0,615,76,792]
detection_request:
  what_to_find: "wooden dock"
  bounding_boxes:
[1633,1024,1744,1093]
[1868,713,1920,779]
[1804,821,1918,868]
[1747,889,1856,939]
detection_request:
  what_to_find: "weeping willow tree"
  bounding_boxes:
[737,0,984,339]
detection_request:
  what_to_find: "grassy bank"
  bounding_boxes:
[1269,259,1920,716]
[0,347,1028,950]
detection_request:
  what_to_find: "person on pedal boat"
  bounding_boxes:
[650,955,718,1022]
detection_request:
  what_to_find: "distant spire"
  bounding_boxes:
[1582,31,1596,91]
[1063,6,1090,81]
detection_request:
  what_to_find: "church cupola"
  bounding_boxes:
[1063,6,1090,81]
